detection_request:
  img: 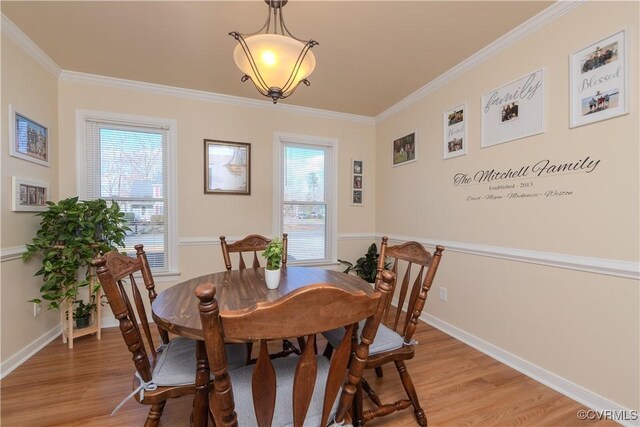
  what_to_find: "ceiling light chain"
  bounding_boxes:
[229,0,318,104]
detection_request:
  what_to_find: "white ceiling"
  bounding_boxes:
[2,1,553,117]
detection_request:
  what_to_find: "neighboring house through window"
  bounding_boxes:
[274,133,337,264]
[77,110,177,274]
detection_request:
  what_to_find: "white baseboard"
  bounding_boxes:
[420,312,638,426]
[0,324,62,379]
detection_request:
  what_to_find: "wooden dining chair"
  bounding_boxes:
[324,241,444,426]
[220,233,288,271]
[219,233,299,359]
[94,246,247,427]
[196,246,394,427]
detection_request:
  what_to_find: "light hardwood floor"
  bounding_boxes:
[1,321,615,427]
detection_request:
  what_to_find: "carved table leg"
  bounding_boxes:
[193,340,210,427]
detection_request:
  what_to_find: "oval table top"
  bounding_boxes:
[152,266,373,340]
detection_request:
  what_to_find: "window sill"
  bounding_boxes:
[287,260,341,267]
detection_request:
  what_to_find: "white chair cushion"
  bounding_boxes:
[322,321,405,355]
[229,355,339,427]
[152,337,247,386]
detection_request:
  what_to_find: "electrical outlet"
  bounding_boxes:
[439,287,448,302]
[33,302,42,317]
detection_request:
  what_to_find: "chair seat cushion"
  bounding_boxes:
[229,355,339,427]
[323,321,405,355]
[152,337,247,386]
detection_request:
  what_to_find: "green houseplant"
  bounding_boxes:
[339,242,390,283]
[73,298,98,329]
[262,237,284,270]
[23,197,129,310]
[262,238,283,289]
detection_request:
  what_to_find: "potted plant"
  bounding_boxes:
[262,237,284,289]
[73,298,97,329]
[339,242,390,283]
[23,197,129,310]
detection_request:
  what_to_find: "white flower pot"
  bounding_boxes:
[265,268,281,290]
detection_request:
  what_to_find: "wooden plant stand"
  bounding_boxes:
[61,266,102,349]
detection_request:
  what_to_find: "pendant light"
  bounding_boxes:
[229,0,318,103]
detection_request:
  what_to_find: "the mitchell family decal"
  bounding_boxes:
[453,156,601,201]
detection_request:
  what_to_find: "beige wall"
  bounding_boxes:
[375,1,638,410]
[1,35,60,362]
[2,0,638,413]
[57,82,377,282]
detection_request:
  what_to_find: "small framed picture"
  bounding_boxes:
[443,103,467,159]
[392,132,417,167]
[481,69,545,148]
[351,159,364,206]
[353,160,363,175]
[352,190,363,205]
[12,177,49,211]
[204,139,251,195]
[570,30,627,128]
[9,106,49,167]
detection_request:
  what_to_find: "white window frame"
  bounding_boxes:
[273,132,338,265]
[76,109,179,277]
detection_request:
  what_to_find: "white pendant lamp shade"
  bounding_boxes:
[233,34,316,99]
[229,0,318,103]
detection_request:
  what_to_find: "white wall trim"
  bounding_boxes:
[1,14,62,78]
[60,70,375,125]
[381,234,639,280]
[179,233,376,247]
[0,324,62,379]
[7,233,638,281]
[420,313,638,426]
[1,245,26,262]
[375,0,585,123]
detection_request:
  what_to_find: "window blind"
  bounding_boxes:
[281,143,329,262]
[84,119,169,270]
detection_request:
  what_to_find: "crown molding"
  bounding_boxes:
[1,14,61,77]
[375,0,585,123]
[59,70,375,125]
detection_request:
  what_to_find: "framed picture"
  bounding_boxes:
[481,69,545,148]
[570,30,627,128]
[12,177,49,211]
[351,159,363,206]
[392,132,417,167]
[352,190,363,205]
[9,105,49,166]
[443,103,467,159]
[204,139,251,195]
[353,160,363,175]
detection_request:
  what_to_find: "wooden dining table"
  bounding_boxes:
[152,266,373,427]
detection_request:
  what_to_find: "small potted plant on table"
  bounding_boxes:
[262,238,284,289]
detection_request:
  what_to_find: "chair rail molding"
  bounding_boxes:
[1,245,27,263]
[380,234,639,280]
[179,233,376,247]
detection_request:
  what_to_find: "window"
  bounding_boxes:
[274,133,337,264]
[78,111,177,274]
